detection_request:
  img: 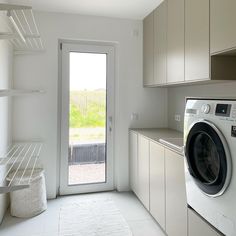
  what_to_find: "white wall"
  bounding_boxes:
[0,40,13,223]
[168,81,236,132]
[13,11,168,198]
[0,6,13,222]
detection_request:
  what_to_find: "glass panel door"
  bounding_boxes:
[69,52,106,185]
[60,43,115,195]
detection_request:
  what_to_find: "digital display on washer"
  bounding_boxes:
[215,104,231,117]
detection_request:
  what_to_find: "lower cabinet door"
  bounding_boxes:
[188,208,222,236]
[129,131,138,196]
[165,149,187,236]
[149,141,165,230]
[138,135,150,210]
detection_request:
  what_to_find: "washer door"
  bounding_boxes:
[185,120,231,197]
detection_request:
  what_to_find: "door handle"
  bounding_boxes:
[108,116,112,132]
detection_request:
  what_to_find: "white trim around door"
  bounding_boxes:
[59,41,115,195]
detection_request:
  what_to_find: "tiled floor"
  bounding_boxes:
[0,191,165,236]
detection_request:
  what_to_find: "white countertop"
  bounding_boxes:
[130,128,184,155]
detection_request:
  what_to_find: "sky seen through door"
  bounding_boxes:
[70,52,106,91]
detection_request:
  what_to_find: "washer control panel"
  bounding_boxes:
[185,99,236,121]
[215,104,232,117]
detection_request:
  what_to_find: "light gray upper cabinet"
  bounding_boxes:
[129,131,138,196]
[143,0,236,86]
[137,135,150,210]
[165,149,187,236]
[149,141,165,230]
[143,12,154,86]
[211,0,236,54]
[185,0,210,82]
[167,0,185,84]
[185,0,236,82]
[188,208,222,236]
[153,0,167,85]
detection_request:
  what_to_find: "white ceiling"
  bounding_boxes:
[9,0,163,20]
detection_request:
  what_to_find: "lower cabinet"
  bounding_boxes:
[129,131,187,236]
[150,141,165,229]
[137,135,150,210]
[188,208,222,236]
[165,149,187,236]
[129,131,138,196]
[129,131,225,236]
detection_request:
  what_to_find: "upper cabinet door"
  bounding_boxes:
[167,0,185,83]
[185,0,210,81]
[211,0,236,54]
[154,1,167,85]
[143,12,154,86]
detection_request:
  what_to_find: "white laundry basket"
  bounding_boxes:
[7,168,47,218]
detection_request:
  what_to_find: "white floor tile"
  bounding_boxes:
[129,219,166,236]
[0,191,164,236]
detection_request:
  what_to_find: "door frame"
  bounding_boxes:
[58,40,116,195]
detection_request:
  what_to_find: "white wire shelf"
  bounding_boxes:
[0,142,43,194]
[0,89,45,97]
[0,3,44,53]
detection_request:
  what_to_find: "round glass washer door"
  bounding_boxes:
[185,120,231,197]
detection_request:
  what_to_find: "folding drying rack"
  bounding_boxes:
[0,3,44,53]
[0,3,45,194]
[0,142,43,194]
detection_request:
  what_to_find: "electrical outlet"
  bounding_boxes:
[175,114,181,122]
[131,112,139,121]
[132,29,139,37]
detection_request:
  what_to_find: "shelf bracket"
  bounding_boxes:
[0,33,41,40]
[0,32,17,40]
[0,4,32,11]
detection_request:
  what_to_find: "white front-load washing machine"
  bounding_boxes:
[184,98,236,236]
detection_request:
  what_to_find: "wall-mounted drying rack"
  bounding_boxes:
[0,142,43,194]
[0,3,44,54]
[0,89,45,97]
